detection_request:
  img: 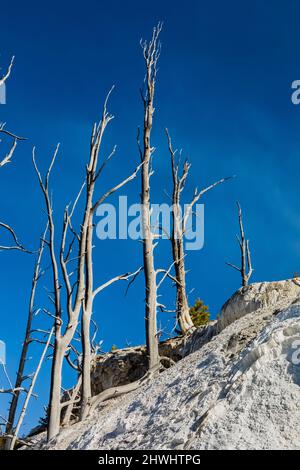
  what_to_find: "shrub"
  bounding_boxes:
[189,299,210,327]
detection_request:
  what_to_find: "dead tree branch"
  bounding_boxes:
[5,223,48,442]
[9,328,54,450]
[0,222,30,252]
[226,201,253,286]
[0,56,14,87]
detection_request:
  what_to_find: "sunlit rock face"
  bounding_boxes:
[91,336,184,395]
[218,280,300,331]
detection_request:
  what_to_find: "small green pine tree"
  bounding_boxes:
[111,344,118,352]
[189,299,210,327]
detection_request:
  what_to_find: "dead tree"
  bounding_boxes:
[34,91,142,439]
[33,144,81,441]
[4,225,48,446]
[166,129,232,333]
[0,58,26,166]
[226,202,253,287]
[0,58,26,250]
[139,23,163,372]
[79,111,142,419]
[9,328,54,450]
[66,24,167,422]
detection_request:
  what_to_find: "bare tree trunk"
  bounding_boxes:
[9,328,53,450]
[167,131,194,333]
[33,87,143,433]
[173,240,193,333]
[5,225,48,448]
[80,147,143,419]
[140,23,163,371]
[33,145,85,441]
[166,129,231,334]
[47,340,65,441]
[80,304,92,420]
[226,202,253,287]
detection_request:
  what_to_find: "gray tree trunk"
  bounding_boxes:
[140,24,163,371]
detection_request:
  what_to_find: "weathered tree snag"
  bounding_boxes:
[166,129,232,334]
[33,145,82,441]
[166,130,194,334]
[79,93,142,420]
[226,201,253,287]
[0,58,27,250]
[139,23,163,371]
[9,328,54,450]
[34,89,143,435]
[0,57,26,167]
[4,224,48,448]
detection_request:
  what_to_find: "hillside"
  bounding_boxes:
[30,280,300,450]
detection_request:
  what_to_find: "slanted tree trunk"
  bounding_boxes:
[139,23,163,371]
[61,375,82,427]
[9,328,53,450]
[5,225,47,448]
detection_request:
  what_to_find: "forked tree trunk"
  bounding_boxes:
[79,106,143,420]
[167,130,194,334]
[166,129,232,334]
[34,143,88,440]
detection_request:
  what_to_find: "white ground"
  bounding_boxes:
[32,281,300,450]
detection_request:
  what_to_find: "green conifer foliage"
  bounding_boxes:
[189,299,210,327]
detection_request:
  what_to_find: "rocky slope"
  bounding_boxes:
[32,279,300,450]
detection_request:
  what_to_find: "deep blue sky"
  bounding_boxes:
[1,0,300,434]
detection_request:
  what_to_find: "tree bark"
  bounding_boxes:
[166,129,232,333]
[9,328,53,450]
[5,226,47,448]
[47,341,64,441]
[226,202,253,287]
[140,23,162,371]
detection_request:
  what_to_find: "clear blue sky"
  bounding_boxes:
[1,0,300,434]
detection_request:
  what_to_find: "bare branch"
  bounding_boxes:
[0,222,30,252]
[0,56,14,87]
[183,175,233,234]
[93,267,143,298]
[92,161,143,212]
[9,328,54,450]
